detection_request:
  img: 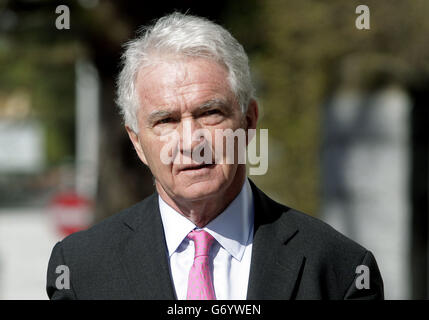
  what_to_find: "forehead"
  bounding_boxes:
[135,57,233,113]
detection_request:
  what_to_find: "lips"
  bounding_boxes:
[177,163,215,172]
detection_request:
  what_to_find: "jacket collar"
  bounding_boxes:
[119,179,304,300]
[246,179,304,300]
[120,194,177,299]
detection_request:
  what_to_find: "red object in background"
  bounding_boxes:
[50,192,93,237]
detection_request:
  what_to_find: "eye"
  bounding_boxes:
[157,117,175,125]
[202,109,221,116]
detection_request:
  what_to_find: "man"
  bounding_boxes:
[46,12,384,300]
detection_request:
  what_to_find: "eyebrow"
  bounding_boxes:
[146,98,232,125]
[147,109,176,125]
[192,99,232,116]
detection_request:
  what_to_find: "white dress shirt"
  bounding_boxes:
[158,179,254,300]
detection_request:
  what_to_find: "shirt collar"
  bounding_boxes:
[158,179,254,262]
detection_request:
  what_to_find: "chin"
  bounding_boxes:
[177,179,225,201]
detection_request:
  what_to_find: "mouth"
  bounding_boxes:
[178,163,215,172]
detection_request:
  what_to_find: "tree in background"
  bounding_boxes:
[2,0,429,220]
[226,0,429,215]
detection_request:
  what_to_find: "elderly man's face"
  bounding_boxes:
[126,57,255,202]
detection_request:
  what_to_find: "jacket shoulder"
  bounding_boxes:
[266,197,382,298]
[275,198,367,258]
[253,183,366,256]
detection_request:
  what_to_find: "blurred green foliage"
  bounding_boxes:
[2,0,429,215]
[0,1,81,166]
[224,0,429,215]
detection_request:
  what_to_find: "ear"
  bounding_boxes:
[245,99,258,130]
[125,125,148,165]
[243,99,259,146]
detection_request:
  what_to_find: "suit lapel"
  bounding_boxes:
[118,194,176,299]
[246,180,306,300]
[115,181,305,300]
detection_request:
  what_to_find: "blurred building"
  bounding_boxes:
[1,0,429,300]
[322,84,412,299]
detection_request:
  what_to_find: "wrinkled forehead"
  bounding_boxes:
[135,56,235,113]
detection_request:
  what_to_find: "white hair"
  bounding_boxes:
[116,12,255,132]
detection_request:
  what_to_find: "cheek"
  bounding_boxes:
[140,137,165,167]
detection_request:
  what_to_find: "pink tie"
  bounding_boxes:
[186,229,216,300]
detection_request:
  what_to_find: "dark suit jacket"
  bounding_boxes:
[46,180,384,299]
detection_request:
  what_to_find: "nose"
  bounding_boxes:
[178,118,205,157]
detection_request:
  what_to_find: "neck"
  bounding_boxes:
[156,167,246,228]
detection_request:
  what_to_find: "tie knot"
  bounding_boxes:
[187,229,215,257]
